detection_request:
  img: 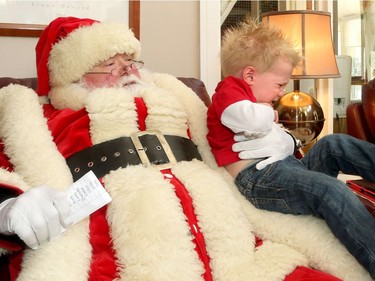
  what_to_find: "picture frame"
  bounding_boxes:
[0,0,140,39]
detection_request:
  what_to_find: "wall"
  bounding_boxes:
[0,36,38,77]
[140,1,200,78]
[0,1,201,80]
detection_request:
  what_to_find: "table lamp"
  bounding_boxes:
[262,10,340,145]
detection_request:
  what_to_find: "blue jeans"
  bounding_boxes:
[235,134,375,278]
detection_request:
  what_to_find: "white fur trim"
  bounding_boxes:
[86,88,139,144]
[0,84,72,188]
[142,87,189,137]
[104,166,205,280]
[49,83,90,110]
[0,169,28,191]
[0,85,92,280]
[49,22,141,88]
[230,179,373,281]
[173,161,308,281]
[85,77,191,143]
[16,222,92,281]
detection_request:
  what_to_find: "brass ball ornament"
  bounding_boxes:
[274,91,325,145]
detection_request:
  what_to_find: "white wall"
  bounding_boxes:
[200,0,221,96]
[0,37,39,77]
[140,1,200,79]
[0,1,202,80]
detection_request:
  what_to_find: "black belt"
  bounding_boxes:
[66,130,202,181]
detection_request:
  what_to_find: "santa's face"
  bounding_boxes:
[82,53,142,89]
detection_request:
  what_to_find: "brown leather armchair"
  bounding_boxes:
[346,79,375,144]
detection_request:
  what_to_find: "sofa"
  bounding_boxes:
[346,78,375,143]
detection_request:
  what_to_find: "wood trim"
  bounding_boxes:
[129,0,140,40]
[351,76,365,85]
[306,1,313,10]
[0,23,45,37]
[0,1,140,38]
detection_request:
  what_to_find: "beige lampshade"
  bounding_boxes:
[262,10,340,79]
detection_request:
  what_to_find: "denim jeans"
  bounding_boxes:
[235,134,375,278]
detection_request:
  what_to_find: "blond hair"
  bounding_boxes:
[221,16,301,77]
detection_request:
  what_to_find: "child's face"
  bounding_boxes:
[250,57,293,103]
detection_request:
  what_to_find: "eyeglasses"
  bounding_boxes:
[86,59,144,77]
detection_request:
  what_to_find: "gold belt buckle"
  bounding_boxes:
[130,130,177,170]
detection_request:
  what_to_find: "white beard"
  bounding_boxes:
[48,73,156,110]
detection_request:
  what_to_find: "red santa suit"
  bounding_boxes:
[0,17,372,281]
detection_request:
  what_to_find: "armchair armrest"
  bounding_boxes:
[346,102,374,142]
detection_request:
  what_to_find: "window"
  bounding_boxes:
[336,0,362,101]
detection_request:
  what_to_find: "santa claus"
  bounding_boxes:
[0,17,372,281]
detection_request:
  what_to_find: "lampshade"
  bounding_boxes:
[261,10,340,145]
[262,10,340,79]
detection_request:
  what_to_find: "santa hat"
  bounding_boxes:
[36,16,141,96]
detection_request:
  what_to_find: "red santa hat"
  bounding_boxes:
[36,16,141,96]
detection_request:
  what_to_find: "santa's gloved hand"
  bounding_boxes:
[0,186,72,249]
[233,125,298,170]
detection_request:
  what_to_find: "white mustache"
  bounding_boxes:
[116,74,144,88]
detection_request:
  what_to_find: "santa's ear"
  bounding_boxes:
[242,66,255,85]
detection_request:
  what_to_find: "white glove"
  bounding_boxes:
[0,186,72,249]
[233,125,297,170]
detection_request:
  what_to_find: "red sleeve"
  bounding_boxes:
[46,107,92,158]
[207,76,257,166]
[0,142,13,173]
[211,76,257,118]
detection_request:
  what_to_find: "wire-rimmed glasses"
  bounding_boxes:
[86,59,144,77]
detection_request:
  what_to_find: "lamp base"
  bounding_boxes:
[274,91,325,145]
